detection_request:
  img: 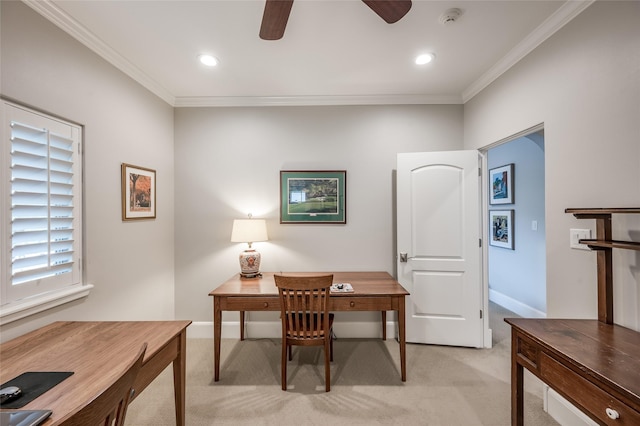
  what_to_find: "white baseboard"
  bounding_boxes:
[489,289,546,318]
[544,386,598,426]
[187,320,397,340]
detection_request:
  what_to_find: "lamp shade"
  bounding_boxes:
[230,219,268,244]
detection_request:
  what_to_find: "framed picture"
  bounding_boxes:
[489,163,514,204]
[490,210,514,249]
[121,163,156,220]
[280,170,346,224]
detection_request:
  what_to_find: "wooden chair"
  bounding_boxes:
[274,274,334,392]
[61,343,147,426]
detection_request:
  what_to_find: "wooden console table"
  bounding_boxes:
[0,321,191,426]
[210,271,409,383]
[506,208,640,425]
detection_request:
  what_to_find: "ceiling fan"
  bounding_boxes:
[260,0,412,40]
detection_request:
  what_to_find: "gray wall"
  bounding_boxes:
[174,105,463,325]
[488,134,546,316]
[1,0,638,342]
[1,1,176,341]
[465,1,640,329]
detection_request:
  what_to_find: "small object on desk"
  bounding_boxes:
[0,410,52,426]
[0,386,21,404]
[330,283,353,293]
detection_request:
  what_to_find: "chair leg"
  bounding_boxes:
[281,341,288,391]
[288,345,292,361]
[330,333,334,362]
[324,339,331,392]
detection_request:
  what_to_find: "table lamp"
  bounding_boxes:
[230,216,268,278]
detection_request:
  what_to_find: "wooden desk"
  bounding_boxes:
[0,321,191,426]
[210,271,409,382]
[505,318,640,425]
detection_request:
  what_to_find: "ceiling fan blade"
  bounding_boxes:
[362,0,412,24]
[260,0,294,40]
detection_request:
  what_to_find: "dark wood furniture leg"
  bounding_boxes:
[214,296,222,381]
[173,328,187,426]
[511,330,524,426]
[399,296,406,382]
[381,311,386,340]
[240,311,245,340]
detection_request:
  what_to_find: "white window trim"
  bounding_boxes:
[1,99,91,325]
[0,283,94,325]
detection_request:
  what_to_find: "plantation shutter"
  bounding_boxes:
[2,102,82,303]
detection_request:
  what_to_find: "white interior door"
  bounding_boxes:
[397,150,485,348]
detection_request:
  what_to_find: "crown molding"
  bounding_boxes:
[173,94,463,108]
[461,0,595,103]
[23,0,592,108]
[22,0,176,106]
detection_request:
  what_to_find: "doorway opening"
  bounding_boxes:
[482,125,547,324]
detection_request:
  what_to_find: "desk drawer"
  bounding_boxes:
[221,297,279,311]
[331,297,393,311]
[540,352,640,425]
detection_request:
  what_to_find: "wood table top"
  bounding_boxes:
[210,271,409,297]
[0,321,191,424]
[505,318,640,403]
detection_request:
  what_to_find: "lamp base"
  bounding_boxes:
[240,272,262,279]
[239,249,261,278]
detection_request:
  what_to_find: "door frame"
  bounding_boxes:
[478,122,545,348]
[480,152,491,348]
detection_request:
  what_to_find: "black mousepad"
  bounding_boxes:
[0,372,73,409]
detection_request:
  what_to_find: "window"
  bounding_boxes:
[1,100,89,324]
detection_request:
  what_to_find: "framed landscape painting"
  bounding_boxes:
[121,163,156,221]
[489,163,514,204]
[280,170,346,224]
[490,210,514,249]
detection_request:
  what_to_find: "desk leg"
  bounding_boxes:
[511,330,524,426]
[399,296,406,382]
[240,311,245,341]
[214,296,222,382]
[381,311,387,340]
[173,329,187,426]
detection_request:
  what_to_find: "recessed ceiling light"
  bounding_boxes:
[415,53,435,65]
[198,54,219,67]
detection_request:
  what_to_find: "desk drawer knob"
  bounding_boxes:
[263,302,269,308]
[350,301,355,307]
[606,408,620,420]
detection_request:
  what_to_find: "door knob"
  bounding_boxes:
[399,252,408,263]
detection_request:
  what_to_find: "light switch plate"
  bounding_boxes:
[570,228,591,250]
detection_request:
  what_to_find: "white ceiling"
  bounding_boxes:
[25,0,592,107]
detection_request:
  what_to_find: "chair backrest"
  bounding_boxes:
[274,274,333,342]
[61,343,147,426]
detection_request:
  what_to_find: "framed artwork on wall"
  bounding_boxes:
[121,163,156,220]
[280,170,346,224]
[489,163,514,204]
[490,210,514,249]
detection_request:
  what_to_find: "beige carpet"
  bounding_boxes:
[125,303,558,425]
